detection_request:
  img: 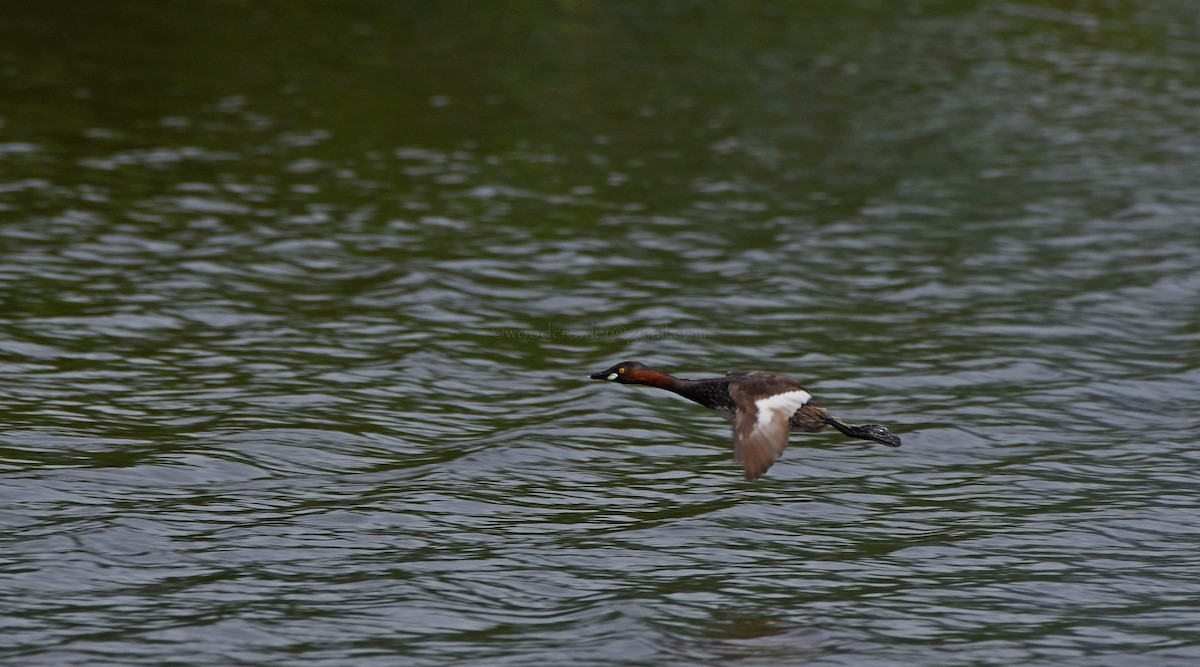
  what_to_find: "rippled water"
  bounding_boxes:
[3,3,1200,665]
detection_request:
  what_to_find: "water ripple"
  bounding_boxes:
[3,3,1200,666]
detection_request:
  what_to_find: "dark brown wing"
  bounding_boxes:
[729,381,813,481]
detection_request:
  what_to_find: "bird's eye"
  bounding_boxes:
[618,367,626,374]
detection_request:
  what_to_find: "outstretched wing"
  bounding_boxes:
[728,382,812,481]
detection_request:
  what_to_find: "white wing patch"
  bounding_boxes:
[752,390,811,433]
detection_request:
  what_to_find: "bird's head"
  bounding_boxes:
[588,360,650,384]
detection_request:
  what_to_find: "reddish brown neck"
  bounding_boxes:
[626,368,681,390]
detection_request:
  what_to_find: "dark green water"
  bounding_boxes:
[3,2,1200,665]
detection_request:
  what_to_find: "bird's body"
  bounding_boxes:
[589,361,901,481]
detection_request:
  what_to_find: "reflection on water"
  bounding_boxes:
[2,2,1200,665]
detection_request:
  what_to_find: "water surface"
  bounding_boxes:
[2,3,1200,665]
